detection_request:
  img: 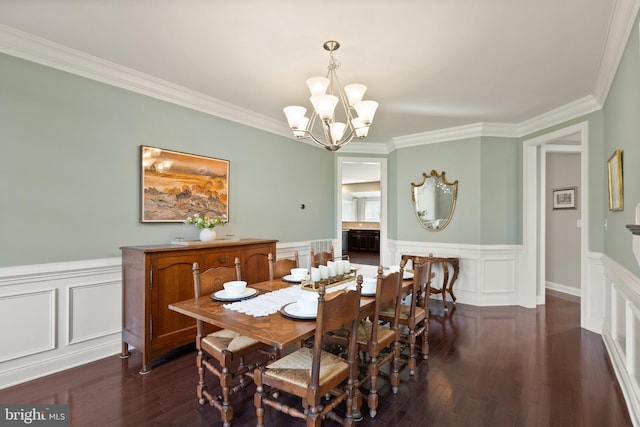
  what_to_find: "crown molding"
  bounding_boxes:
[391,122,520,150]
[338,140,393,154]
[517,95,602,137]
[1,2,636,153]
[593,0,640,105]
[0,25,290,139]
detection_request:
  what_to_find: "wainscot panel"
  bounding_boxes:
[602,254,640,427]
[0,258,122,389]
[389,240,522,307]
[0,241,331,388]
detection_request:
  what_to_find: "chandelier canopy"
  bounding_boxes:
[283,41,378,152]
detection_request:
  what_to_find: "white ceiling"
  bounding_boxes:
[0,0,634,146]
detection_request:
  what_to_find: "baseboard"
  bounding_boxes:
[545,281,582,297]
[0,338,121,390]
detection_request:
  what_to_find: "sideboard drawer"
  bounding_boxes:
[205,250,238,268]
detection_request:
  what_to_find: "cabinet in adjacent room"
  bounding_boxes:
[120,238,277,373]
[348,230,380,252]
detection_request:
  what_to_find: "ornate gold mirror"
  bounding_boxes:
[411,170,458,231]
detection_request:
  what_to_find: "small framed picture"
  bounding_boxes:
[552,187,576,210]
[607,149,623,211]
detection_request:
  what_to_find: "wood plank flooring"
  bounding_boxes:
[0,291,631,426]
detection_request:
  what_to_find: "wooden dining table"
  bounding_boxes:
[168,275,415,353]
[168,274,415,424]
[169,279,322,352]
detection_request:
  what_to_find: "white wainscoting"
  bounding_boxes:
[389,240,523,307]
[0,258,122,389]
[602,255,640,426]
[0,242,327,389]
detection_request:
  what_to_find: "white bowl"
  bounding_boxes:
[223,280,247,296]
[362,277,377,294]
[296,292,318,315]
[290,268,309,281]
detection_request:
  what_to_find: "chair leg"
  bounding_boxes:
[219,366,233,426]
[196,350,207,406]
[407,329,417,376]
[254,369,265,427]
[367,356,379,418]
[391,341,401,393]
[421,322,430,359]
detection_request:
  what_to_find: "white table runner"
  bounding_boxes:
[224,281,357,317]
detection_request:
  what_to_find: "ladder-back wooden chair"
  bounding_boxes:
[379,255,433,375]
[310,245,335,267]
[330,262,405,418]
[192,258,273,427]
[268,251,300,280]
[253,277,363,427]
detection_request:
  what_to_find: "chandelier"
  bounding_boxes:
[283,41,378,152]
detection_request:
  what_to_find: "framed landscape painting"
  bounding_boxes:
[141,146,229,222]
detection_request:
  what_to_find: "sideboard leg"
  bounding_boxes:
[120,342,131,359]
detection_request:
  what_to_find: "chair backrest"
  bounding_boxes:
[309,275,362,397]
[369,260,406,345]
[410,256,434,314]
[310,245,334,267]
[268,252,299,280]
[192,258,241,335]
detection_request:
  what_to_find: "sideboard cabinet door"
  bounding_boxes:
[121,238,277,373]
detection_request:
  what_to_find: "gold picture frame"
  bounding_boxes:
[607,149,623,211]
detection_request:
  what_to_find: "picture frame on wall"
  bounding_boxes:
[552,187,577,210]
[140,145,229,222]
[607,149,623,211]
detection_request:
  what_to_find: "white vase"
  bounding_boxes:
[199,228,217,242]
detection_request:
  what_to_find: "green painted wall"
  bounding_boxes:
[3,9,640,273]
[391,137,520,245]
[480,137,522,244]
[603,12,640,276]
[0,53,335,267]
[394,138,483,244]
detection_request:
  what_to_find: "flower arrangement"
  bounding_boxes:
[184,213,227,229]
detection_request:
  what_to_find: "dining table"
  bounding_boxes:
[168,271,415,424]
[168,271,415,354]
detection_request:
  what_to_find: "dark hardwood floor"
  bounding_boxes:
[347,251,380,266]
[0,291,631,426]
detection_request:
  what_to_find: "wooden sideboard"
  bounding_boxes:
[120,238,277,373]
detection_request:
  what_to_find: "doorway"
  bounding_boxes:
[522,122,589,328]
[336,157,387,266]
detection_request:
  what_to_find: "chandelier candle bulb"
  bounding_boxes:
[354,100,379,124]
[344,83,367,106]
[306,77,330,95]
[310,94,338,119]
[283,106,307,128]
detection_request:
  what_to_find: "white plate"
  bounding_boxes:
[282,274,302,283]
[280,302,317,320]
[212,287,258,301]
